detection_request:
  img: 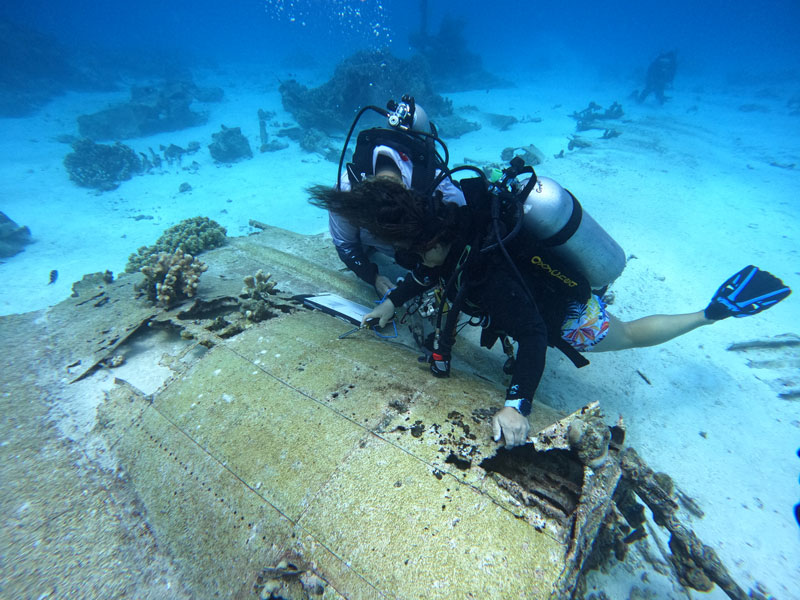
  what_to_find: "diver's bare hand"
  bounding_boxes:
[362,298,395,328]
[492,406,530,448]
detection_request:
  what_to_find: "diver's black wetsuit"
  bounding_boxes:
[387,208,551,413]
[466,256,550,407]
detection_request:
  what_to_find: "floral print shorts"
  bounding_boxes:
[560,294,610,352]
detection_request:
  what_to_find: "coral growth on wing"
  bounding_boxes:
[126,217,227,272]
[172,269,293,340]
[240,269,279,322]
[255,559,327,598]
[63,139,143,190]
[138,249,207,308]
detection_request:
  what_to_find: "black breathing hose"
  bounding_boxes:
[493,212,539,311]
[336,104,388,191]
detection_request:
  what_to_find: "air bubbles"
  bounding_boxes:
[264,0,392,46]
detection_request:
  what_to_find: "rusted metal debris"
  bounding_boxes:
[481,400,749,599]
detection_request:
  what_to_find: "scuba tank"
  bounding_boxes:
[516,176,626,290]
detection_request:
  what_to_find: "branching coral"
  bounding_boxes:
[239,270,279,322]
[126,216,226,272]
[138,249,207,308]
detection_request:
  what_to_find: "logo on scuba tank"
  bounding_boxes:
[530,256,579,287]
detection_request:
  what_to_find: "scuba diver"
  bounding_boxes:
[328,96,464,297]
[638,51,677,105]
[309,96,792,450]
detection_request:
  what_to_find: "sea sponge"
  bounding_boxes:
[126,216,226,272]
[138,249,208,308]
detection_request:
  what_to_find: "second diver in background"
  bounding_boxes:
[638,51,677,105]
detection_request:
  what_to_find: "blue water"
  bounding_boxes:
[3,0,798,78]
